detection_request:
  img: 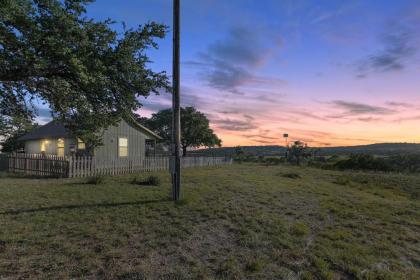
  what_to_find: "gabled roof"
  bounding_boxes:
[18,121,73,141]
[19,118,162,141]
[125,115,163,140]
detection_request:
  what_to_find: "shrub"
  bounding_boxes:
[147,175,160,186]
[217,257,241,278]
[245,258,265,272]
[290,221,310,236]
[282,172,301,179]
[86,175,104,185]
[264,157,285,165]
[314,156,327,163]
[332,177,352,186]
[310,152,420,174]
[327,155,340,163]
[388,153,420,173]
[132,175,161,186]
[333,154,391,172]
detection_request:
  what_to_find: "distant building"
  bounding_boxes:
[18,117,162,160]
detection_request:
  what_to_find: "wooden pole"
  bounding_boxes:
[171,0,181,201]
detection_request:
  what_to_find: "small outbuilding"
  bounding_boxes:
[18,117,162,160]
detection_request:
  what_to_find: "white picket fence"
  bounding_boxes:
[0,154,232,178]
[68,156,170,177]
[68,156,232,178]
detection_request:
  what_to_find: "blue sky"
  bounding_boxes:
[79,0,420,146]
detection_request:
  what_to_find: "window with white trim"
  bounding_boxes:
[40,139,50,153]
[57,138,65,157]
[77,138,85,150]
[118,137,128,157]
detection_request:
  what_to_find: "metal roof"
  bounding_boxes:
[18,121,73,141]
[124,115,163,140]
[19,118,162,141]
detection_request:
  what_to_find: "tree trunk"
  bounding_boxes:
[182,146,187,157]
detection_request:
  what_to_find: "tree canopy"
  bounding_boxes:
[139,107,222,156]
[0,114,38,153]
[287,141,314,165]
[0,0,169,147]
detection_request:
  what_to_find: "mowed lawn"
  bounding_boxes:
[0,164,419,279]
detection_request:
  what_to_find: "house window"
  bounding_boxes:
[77,138,85,150]
[40,139,50,153]
[119,137,128,157]
[57,138,65,157]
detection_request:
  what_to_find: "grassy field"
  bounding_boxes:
[0,164,419,279]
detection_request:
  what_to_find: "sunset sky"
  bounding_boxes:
[79,1,420,146]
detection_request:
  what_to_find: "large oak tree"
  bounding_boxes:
[139,107,222,156]
[0,0,169,148]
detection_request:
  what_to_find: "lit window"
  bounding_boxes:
[40,139,49,152]
[77,138,85,150]
[119,137,128,157]
[57,138,65,157]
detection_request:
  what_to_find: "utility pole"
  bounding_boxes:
[283,133,289,147]
[283,133,289,159]
[171,0,181,201]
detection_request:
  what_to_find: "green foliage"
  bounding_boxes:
[194,143,420,160]
[86,175,104,185]
[313,153,420,174]
[131,175,161,186]
[334,154,392,172]
[387,153,420,173]
[1,133,25,153]
[139,107,222,156]
[232,155,286,165]
[312,257,334,280]
[287,141,314,165]
[245,257,265,272]
[289,221,310,236]
[233,146,245,163]
[0,0,169,148]
[282,172,301,179]
[190,145,287,157]
[0,115,38,153]
[147,175,161,186]
[332,176,352,186]
[217,257,242,278]
[264,157,285,165]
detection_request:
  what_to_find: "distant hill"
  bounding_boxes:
[191,143,420,157]
[317,143,420,156]
[190,145,286,157]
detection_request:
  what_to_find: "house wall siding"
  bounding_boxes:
[93,119,153,161]
[24,138,76,156]
[65,138,77,155]
[25,139,44,154]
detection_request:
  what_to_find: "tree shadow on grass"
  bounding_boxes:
[0,198,170,215]
[0,171,63,180]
